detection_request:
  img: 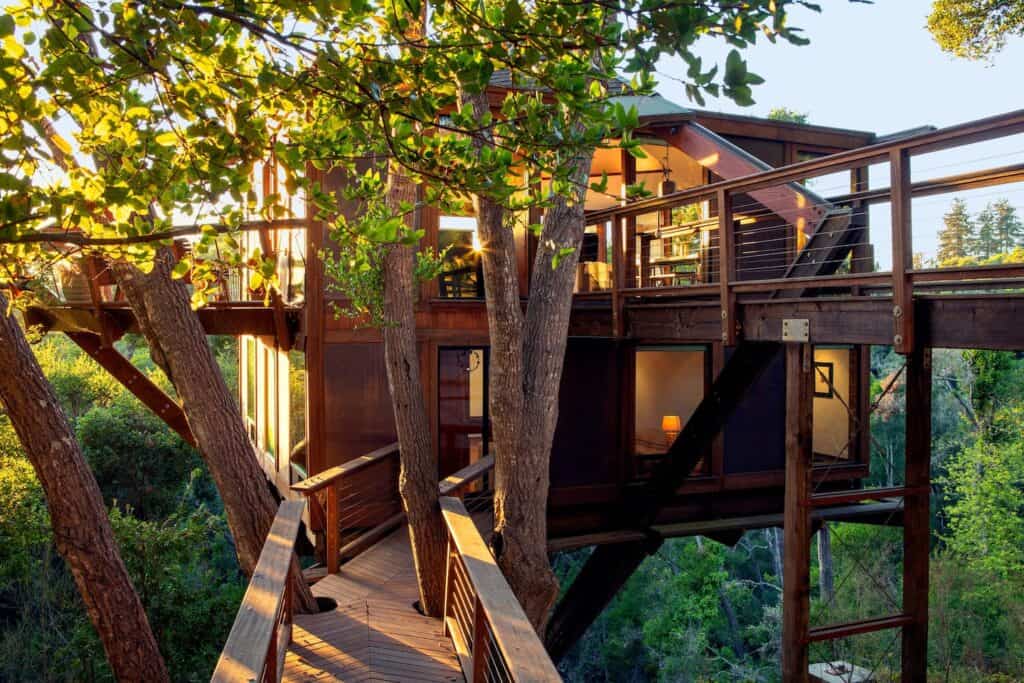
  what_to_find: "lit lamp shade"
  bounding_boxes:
[661,415,682,447]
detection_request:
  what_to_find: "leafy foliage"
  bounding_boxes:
[928,0,1024,59]
[0,334,245,681]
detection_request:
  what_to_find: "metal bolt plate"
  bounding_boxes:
[782,319,810,342]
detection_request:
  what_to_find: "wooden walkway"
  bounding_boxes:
[283,527,463,683]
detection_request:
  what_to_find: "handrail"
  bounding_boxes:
[291,442,401,574]
[439,454,495,497]
[291,442,399,494]
[211,499,305,683]
[576,108,1024,353]
[440,496,562,682]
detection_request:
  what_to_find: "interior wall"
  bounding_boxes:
[813,346,852,458]
[634,347,705,453]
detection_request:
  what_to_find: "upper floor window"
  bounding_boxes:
[438,214,483,299]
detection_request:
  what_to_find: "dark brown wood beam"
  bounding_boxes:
[545,537,662,662]
[545,343,782,662]
[28,303,293,338]
[782,343,813,682]
[65,332,195,447]
[902,349,932,681]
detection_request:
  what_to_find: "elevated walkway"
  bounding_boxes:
[285,527,462,682]
[214,452,561,683]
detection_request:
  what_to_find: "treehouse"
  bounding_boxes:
[24,84,1024,680]
[232,92,886,543]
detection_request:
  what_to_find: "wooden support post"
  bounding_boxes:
[902,348,932,682]
[718,188,737,346]
[890,149,914,353]
[326,485,340,575]
[442,537,453,638]
[782,343,813,683]
[470,595,487,682]
[545,538,662,662]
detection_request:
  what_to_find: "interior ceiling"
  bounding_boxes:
[585,142,697,211]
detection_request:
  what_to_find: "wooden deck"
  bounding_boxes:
[283,527,463,683]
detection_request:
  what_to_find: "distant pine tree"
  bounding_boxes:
[989,199,1024,253]
[937,198,974,264]
[973,203,999,258]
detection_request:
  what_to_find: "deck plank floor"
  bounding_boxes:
[284,527,463,683]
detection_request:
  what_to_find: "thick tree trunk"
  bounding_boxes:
[0,297,169,682]
[382,165,448,615]
[459,88,596,629]
[110,250,317,614]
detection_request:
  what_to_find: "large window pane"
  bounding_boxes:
[634,346,709,477]
[438,348,488,481]
[438,215,482,298]
[813,346,853,461]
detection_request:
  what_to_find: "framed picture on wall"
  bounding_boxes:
[814,361,834,398]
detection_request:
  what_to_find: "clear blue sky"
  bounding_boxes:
[656,0,1022,133]
[653,0,1024,266]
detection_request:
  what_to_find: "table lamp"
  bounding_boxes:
[661,415,682,447]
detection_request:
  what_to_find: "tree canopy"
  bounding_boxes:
[928,0,1024,59]
[0,0,822,309]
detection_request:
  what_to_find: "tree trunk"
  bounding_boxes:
[381,164,448,615]
[817,522,835,604]
[110,250,317,614]
[0,297,169,682]
[458,86,597,629]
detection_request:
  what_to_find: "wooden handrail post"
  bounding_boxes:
[718,188,737,346]
[326,485,340,574]
[890,148,914,353]
[442,537,453,638]
[470,595,487,683]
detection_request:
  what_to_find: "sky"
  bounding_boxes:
[653,0,1024,266]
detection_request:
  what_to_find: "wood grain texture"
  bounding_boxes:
[213,500,306,683]
[902,349,932,682]
[282,527,463,683]
[782,343,813,683]
[440,497,561,682]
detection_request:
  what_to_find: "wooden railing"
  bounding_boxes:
[211,499,305,683]
[583,108,1024,352]
[291,442,402,575]
[440,495,562,682]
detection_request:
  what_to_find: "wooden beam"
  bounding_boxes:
[718,189,736,345]
[782,343,812,683]
[890,149,914,353]
[657,123,829,237]
[66,332,195,447]
[547,500,905,553]
[634,342,783,526]
[545,537,662,662]
[546,342,781,661]
[809,614,913,643]
[902,349,932,682]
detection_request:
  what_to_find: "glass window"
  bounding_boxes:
[634,346,709,477]
[813,346,853,461]
[438,348,488,481]
[245,338,257,428]
[438,215,483,298]
[288,350,307,481]
[264,347,277,461]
